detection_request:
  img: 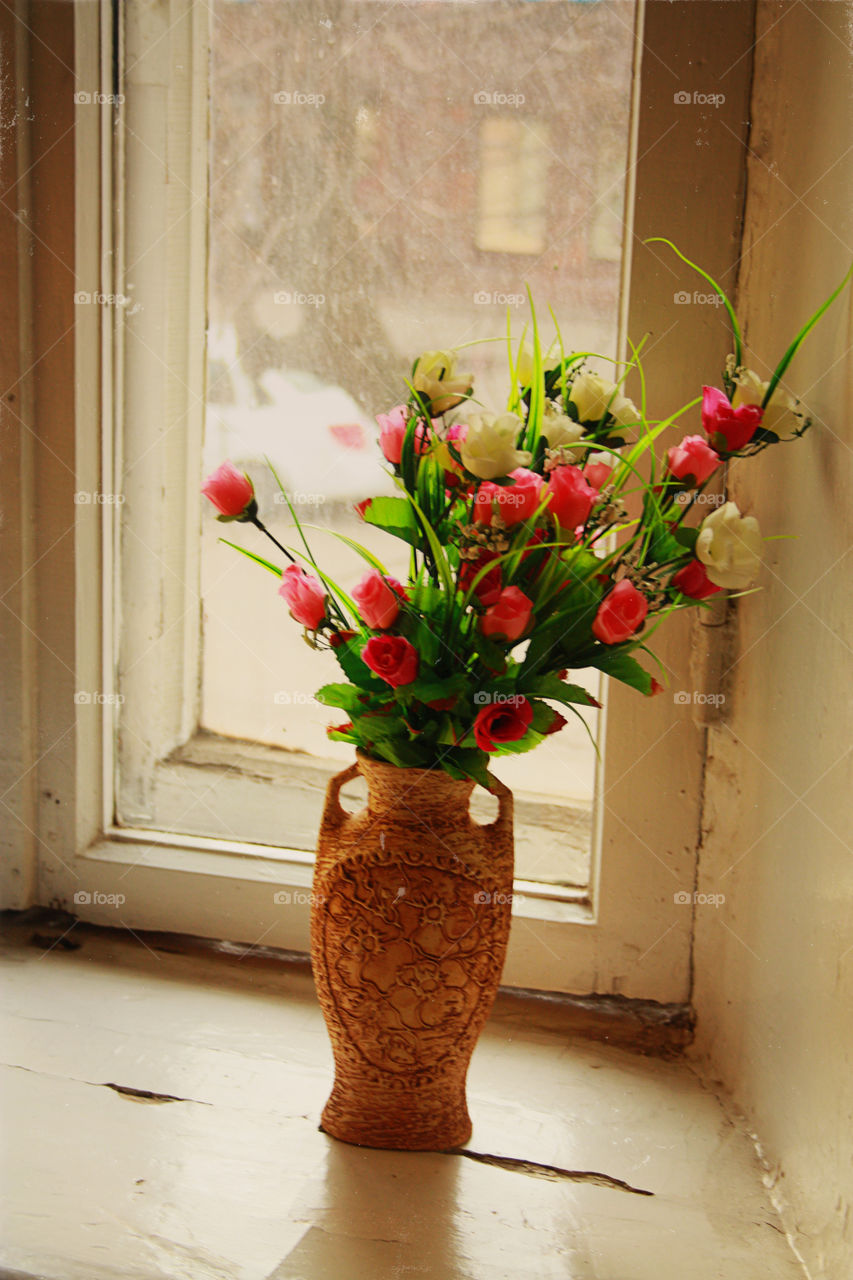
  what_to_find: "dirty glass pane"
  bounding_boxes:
[199,0,636,887]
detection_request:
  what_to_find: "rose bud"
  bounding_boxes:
[201,461,255,519]
[584,451,618,491]
[362,635,419,687]
[473,696,533,752]
[666,434,720,486]
[545,464,598,530]
[352,569,407,630]
[278,564,327,630]
[479,586,533,642]
[671,559,721,600]
[329,629,357,650]
[473,468,543,528]
[376,405,428,465]
[695,500,762,589]
[592,579,648,645]
[459,554,502,607]
[701,385,763,453]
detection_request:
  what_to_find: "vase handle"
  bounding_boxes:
[481,772,513,843]
[320,760,362,832]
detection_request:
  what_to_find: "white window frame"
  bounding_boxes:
[50,0,757,999]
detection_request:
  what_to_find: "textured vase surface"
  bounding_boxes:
[310,751,514,1150]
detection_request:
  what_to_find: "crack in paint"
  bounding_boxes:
[455,1149,654,1195]
[102,1082,212,1106]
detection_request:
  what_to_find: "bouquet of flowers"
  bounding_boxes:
[202,242,850,788]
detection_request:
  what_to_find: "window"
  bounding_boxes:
[62,0,757,998]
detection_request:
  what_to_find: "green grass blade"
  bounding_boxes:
[218,539,282,577]
[645,237,742,368]
[764,259,853,404]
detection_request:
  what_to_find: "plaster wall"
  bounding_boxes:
[691,5,853,1275]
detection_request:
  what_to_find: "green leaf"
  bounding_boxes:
[314,683,368,713]
[586,645,654,695]
[369,738,431,770]
[404,673,469,703]
[440,747,492,787]
[359,496,420,547]
[333,637,385,692]
[673,525,699,551]
[520,672,599,708]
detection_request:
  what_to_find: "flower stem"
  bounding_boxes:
[250,516,297,565]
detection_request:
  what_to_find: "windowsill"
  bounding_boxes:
[87,828,592,921]
[0,913,804,1280]
[128,729,594,891]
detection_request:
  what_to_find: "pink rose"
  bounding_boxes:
[352,569,406,629]
[201,461,254,517]
[671,559,721,600]
[545,465,598,530]
[584,459,615,490]
[362,635,419,687]
[473,696,533,752]
[376,405,429,465]
[592,579,648,644]
[701,386,762,453]
[666,434,720,485]
[479,586,533,641]
[473,468,543,527]
[278,564,327,630]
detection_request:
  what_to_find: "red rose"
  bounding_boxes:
[545,464,598,530]
[473,468,543,528]
[479,586,533,642]
[362,635,419,687]
[278,564,327,630]
[459,554,502,607]
[592,580,648,644]
[201,461,254,517]
[701,386,762,453]
[671,559,721,600]
[473,696,533,752]
[666,434,720,485]
[352,569,406,629]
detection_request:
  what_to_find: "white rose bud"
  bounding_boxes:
[731,368,804,438]
[569,371,639,428]
[459,412,531,480]
[515,342,560,390]
[695,500,763,589]
[541,402,585,449]
[412,350,473,415]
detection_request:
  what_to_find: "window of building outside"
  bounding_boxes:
[131,0,636,893]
